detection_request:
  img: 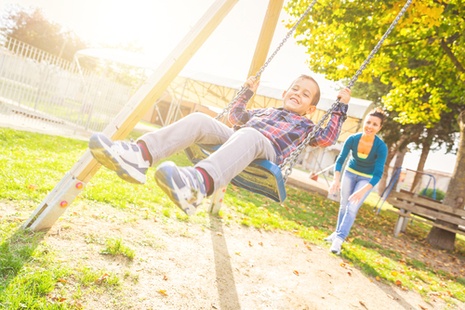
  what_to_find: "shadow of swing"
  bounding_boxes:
[208,214,242,309]
[0,218,241,308]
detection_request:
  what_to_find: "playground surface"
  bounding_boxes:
[2,200,462,310]
[1,115,464,309]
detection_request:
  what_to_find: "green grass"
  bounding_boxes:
[100,238,135,260]
[1,127,464,309]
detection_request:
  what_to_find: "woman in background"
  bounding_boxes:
[325,108,388,255]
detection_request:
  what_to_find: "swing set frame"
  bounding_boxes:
[23,0,412,231]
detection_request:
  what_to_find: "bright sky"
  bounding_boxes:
[0,0,456,173]
[0,0,336,92]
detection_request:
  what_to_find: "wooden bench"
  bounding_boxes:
[386,190,465,237]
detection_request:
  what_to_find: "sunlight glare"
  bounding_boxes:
[86,0,208,53]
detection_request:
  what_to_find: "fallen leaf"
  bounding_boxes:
[293,270,299,276]
[95,273,109,284]
[157,289,168,296]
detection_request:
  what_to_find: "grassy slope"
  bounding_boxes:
[0,128,464,309]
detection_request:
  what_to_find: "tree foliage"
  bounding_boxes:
[285,0,464,128]
[0,5,146,87]
[0,5,87,62]
[285,0,462,165]
[285,0,465,249]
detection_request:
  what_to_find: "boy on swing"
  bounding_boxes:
[89,75,351,215]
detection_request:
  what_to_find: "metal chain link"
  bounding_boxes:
[215,0,318,120]
[214,0,413,183]
[280,100,342,181]
[281,0,413,182]
[253,0,318,79]
[346,0,413,89]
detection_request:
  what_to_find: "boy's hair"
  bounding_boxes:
[296,74,321,106]
[368,107,387,126]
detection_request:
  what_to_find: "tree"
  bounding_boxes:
[0,5,87,63]
[427,111,465,249]
[0,5,144,87]
[285,0,465,250]
[348,78,420,194]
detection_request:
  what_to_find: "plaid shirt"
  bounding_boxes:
[228,89,348,165]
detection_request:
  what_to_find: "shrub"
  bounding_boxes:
[420,187,445,202]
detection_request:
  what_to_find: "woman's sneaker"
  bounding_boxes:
[330,237,344,255]
[155,161,206,215]
[324,232,336,243]
[89,133,149,184]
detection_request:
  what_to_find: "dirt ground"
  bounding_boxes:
[2,201,464,310]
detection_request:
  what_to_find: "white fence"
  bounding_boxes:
[0,37,133,137]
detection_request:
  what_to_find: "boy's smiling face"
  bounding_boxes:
[282,77,319,116]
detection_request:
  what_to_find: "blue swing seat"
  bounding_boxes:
[185,144,286,203]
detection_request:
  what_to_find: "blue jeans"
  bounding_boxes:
[335,170,372,240]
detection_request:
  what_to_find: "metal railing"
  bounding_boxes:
[0,36,133,136]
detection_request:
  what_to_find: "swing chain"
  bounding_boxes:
[280,100,342,182]
[280,0,413,181]
[254,0,318,79]
[214,0,318,121]
[214,87,247,120]
[215,0,413,185]
[346,0,413,89]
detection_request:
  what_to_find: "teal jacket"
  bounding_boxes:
[334,133,388,186]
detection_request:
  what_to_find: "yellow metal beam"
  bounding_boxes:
[23,0,240,231]
[247,0,285,79]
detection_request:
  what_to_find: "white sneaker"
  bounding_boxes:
[330,237,344,255]
[89,133,150,184]
[324,232,336,243]
[155,161,207,215]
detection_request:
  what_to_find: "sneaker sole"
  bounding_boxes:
[331,249,341,255]
[324,233,336,243]
[154,162,197,215]
[89,133,146,184]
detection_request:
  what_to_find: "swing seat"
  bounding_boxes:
[185,144,286,203]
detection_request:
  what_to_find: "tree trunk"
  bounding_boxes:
[426,112,465,250]
[394,148,407,171]
[410,139,431,192]
[378,145,397,195]
[378,136,410,195]
[379,148,407,196]
[426,227,456,250]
